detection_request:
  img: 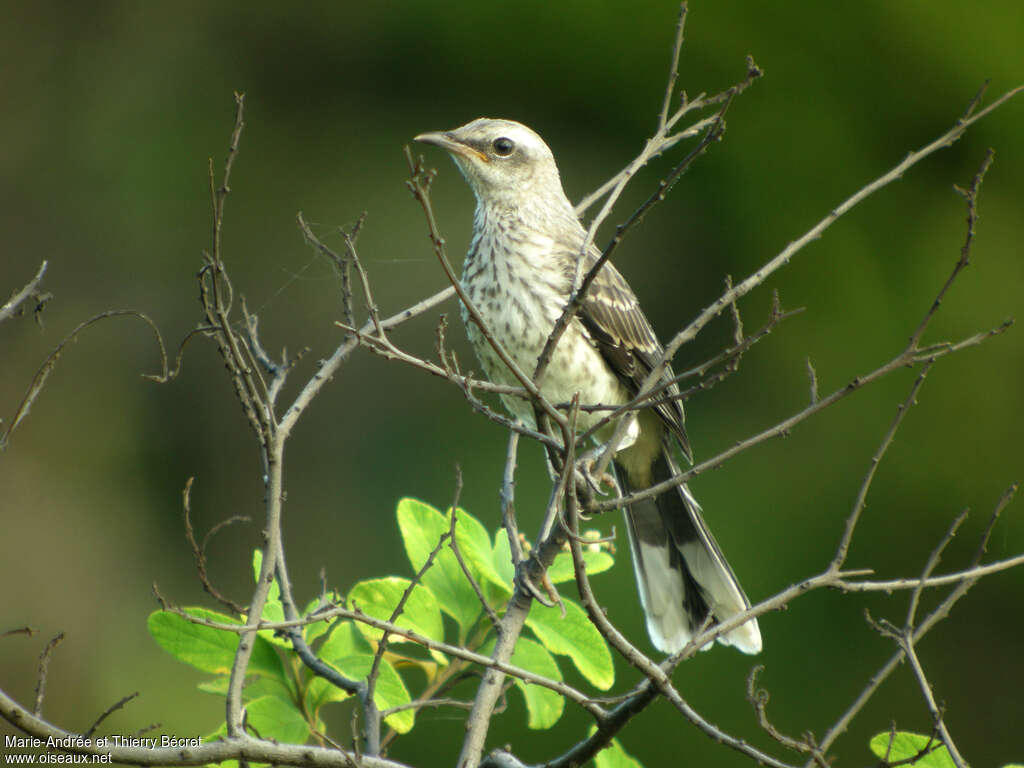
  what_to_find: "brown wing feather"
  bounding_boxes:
[575,251,691,461]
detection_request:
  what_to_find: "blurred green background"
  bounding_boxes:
[1,1,1021,766]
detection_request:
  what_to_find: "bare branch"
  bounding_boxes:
[835,552,1024,592]
[1,685,405,768]
[902,638,965,768]
[199,92,286,741]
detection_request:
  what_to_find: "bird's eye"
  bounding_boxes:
[492,137,515,156]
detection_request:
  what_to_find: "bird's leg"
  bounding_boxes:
[504,449,565,610]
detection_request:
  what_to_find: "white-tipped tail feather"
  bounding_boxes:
[620,451,761,655]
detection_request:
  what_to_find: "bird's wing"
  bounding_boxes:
[572,249,691,460]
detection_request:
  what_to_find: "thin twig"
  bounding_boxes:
[1,310,171,451]
[182,477,249,615]
[33,633,64,716]
[747,667,827,766]
[832,360,936,570]
[0,261,48,325]
[1,627,35,640]
[909,147,995,348]
[658,4,688,128]
[500,431,524,567]
[83,692,140,739]
[447,483,501,627]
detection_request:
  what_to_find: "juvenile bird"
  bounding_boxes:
[415,118,761,655]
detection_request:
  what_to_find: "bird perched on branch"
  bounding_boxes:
[415,118,761,655]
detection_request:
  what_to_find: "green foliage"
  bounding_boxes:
[869,731,954,768]
[148,497,615,749]
[589,727,644,768]
[480,635,565,729]
[526,599,613,690]
[868,730,1022,768]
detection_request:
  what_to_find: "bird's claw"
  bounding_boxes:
[574,456,617,497]
[515,559,560,609]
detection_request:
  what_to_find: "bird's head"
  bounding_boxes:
[415,118,574,219]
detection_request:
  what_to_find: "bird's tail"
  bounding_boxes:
[616,447,762,655]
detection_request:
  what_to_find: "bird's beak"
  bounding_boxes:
[414,131,489,163]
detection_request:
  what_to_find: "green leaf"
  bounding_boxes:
[318,649,415,733]
[526,599,613,690]
[319,620,374,658]
[250,550,293,650]
[450,506,510,594]
[197,674,290,703]
[245,694,311,745]
[492,529,516,590]
[306,622,369,709]
[251,550,283,620]
[314,621,413,731]
[348,577,444,645]
[302,595,339,645]
[483,636,564,729]
[869,731,954,768]
[306,673,353,711]
[548,549,614,584]
[396,498,483,634]
[349,576,448,666]
[147,608,284,680]
[590,728,644,768]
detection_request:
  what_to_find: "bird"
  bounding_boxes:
[414,118,761,655]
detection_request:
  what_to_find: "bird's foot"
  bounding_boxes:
[515,559,563,613]
[573,452,618,499]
